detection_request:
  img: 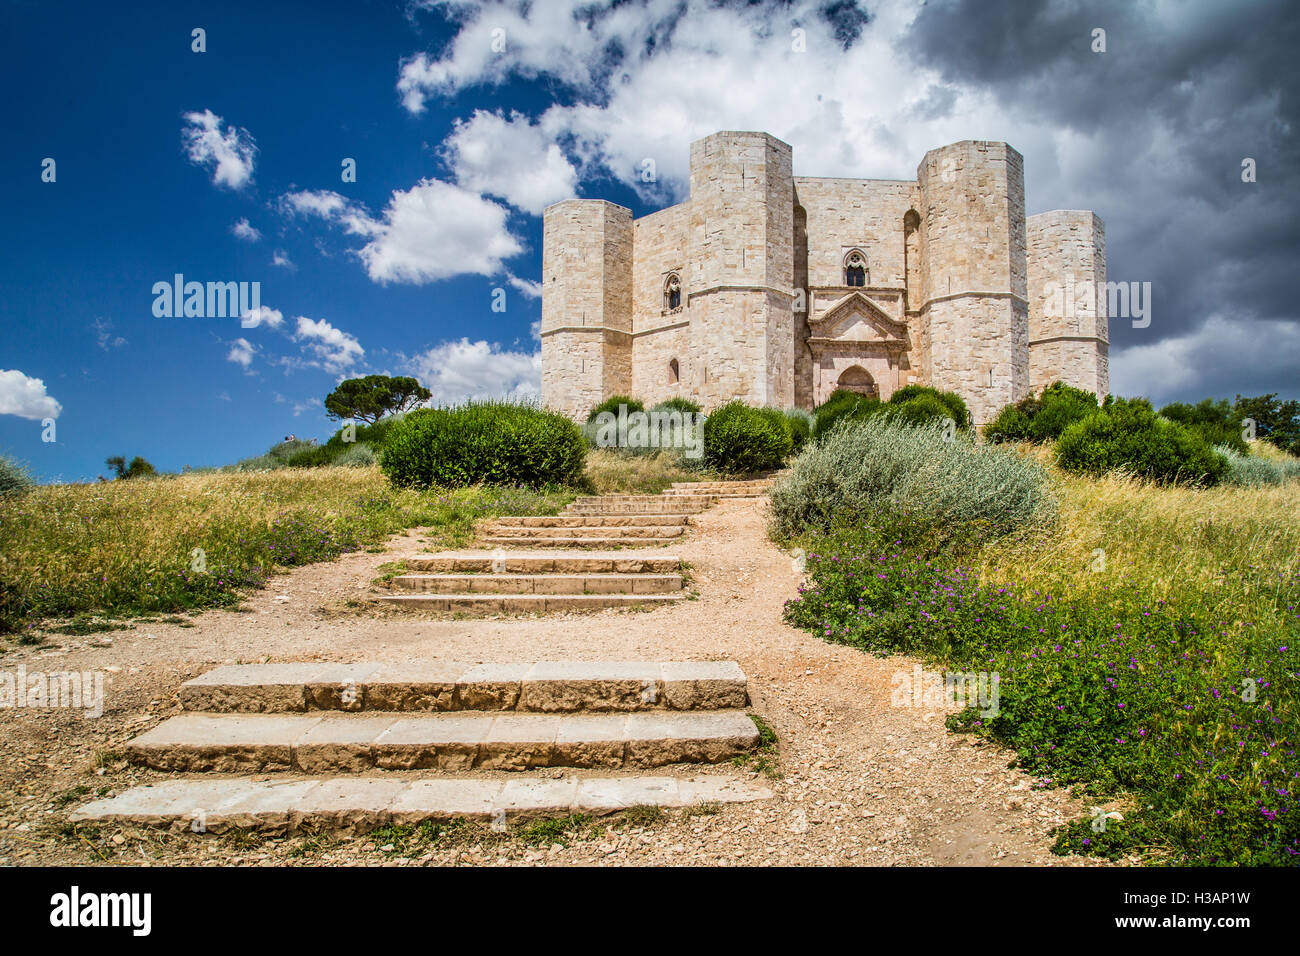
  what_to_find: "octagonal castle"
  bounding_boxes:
[540,130,1108,424]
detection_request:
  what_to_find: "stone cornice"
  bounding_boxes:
[687,284,796,301]
[808,336,909,352]
[1029,334,1109,347]
[632,319,690,338]
[920,290,1029,310]
[539,326,632,341]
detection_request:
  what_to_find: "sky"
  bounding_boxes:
[1,0,1296,482]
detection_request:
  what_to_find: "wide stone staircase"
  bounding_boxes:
[71,660,772,834]
[372,478,778,615]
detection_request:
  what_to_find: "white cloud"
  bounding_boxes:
[281,189,354,221]
[407,338,540,404]
[295,317,364,373]
[92,317,126,350]
[507,274,542,299]
[393,0,1070,209]
[443,109,578,214]
[226,337,257,367]
[0,369,62,420]
[239,305,284,329]
[181,109,257,190]
[271,249,295,270]
[231,218,261,241]
[281,181,523,284]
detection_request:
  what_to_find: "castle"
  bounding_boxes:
[540,131,1108,424]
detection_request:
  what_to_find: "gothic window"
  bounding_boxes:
[844,251,867,287]
[664,273,683,313]
[668,358,679,385]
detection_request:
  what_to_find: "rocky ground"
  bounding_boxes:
[0,498,1105,866]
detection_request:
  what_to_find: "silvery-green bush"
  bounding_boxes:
[0,455,33,496]
[1215,444,1300,487]
[334,442,378,467]
[769,418,1056,539]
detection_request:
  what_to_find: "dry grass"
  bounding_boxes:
[0,467,568,635]
[975,445,1300,623]
[582,449,701,495]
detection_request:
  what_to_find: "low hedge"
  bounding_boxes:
[382,400,586,488]
[1055,398,1227,485]
[703,401,792,473]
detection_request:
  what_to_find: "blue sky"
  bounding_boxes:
[2,0,1297,482]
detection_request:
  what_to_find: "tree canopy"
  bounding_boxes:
[324,375,431,424]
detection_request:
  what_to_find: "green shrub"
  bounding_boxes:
[1055,398,1227,485]
[1215,444,1300,487]
[983,403,1033,442]
[382,400,586,489]
[985,381,1099,443]
[702,401,792,474]
[265,440,317,465]
[1160,398,1249,454]
[651,397,702,416]
[769,417,1056,542]
[889,385,969,427]
[586,395,643,423]
[0,456,33,496]
[333,442,378,468]
[884,393,955,428]
[285,444,337,468]
[783,408,814,453]
[813,389,880,437]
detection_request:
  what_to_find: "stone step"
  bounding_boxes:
[127,710,760,772]
[478,536,683,549]
[491,514,691,527]
[564,504,710,515]
[181,661,747,714]
[481,524,685,539]
[573,495,714,504]
[667,482,774,490]
[373,593,682,611]
[69,774,774,834]
[390,573,682,594]
[407,552,681,574]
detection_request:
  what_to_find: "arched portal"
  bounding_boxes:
[837,365,878,398]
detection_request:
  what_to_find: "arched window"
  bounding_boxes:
[664,273,682,312]
[844,250,867,287]
[668,358,679,385]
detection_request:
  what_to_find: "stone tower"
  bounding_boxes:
[915,141,1030,424]
[686,131,796,408]
[1026,211,1109,396]
[539,199,633,419]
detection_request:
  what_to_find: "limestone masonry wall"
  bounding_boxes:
[540,130,1108,425]
[1026,210,1110,398]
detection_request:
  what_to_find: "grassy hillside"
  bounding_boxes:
[0,466,570,639]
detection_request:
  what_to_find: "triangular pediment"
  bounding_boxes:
[811,292,908,343]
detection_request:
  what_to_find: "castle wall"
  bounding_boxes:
[539,199,633,418]
[1026,210,1109,398]
[917,141,1029,423]
[793,178,914,292]
[630,202,691,404]
[686,131,795,409]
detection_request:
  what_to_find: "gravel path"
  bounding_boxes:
[0,498,1098,866]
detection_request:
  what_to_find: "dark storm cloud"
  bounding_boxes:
[904,0,1300,403]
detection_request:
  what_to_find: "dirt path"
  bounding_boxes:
[0,498,1095,866]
